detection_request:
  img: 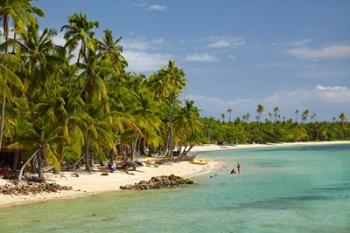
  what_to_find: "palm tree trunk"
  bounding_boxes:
[18,150,40,181]
[37,148,44,180]
[131,134,139,161]
[0,96,6,150]
[85,142,91,172]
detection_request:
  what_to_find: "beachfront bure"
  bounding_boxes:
[0,0,349,181]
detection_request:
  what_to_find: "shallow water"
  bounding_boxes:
[1,144,350,233]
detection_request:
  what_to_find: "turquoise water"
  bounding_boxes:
[1,144,350,233]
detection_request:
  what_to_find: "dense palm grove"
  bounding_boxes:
[201,114,350,145]
[0,1,348,178]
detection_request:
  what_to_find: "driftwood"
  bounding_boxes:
[116,161,143,171]
[155,153,197,165]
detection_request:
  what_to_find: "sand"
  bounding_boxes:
[0,159,219,208]
[1,140,349,208]
[192,140,350,152]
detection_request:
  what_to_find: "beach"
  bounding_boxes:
[192,140,350,151]
[1,140,350,208]
[0,159,219,208]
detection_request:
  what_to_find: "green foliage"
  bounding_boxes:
[0,1,348,177]
[200,119,350,144]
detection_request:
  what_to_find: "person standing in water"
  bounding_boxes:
[237,163,241,174]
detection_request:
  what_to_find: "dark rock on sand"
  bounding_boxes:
[120,174,194,191]
[0,182,72,195]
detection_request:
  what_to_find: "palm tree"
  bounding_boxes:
[0,0,43,149]
[256,104,264,122]
[155,60,186,157]
[311,112,317,122]
[268,112,272,122]
[0,53,24,149]
[61,12,99,63]
[227,108,233,122]
[221,113,225,123]
[177,100,202,156]
[302,109,309,123]
[339,113,347,124]
[295,109,299,123]
[273,106,279,122]
[99,29,127,76]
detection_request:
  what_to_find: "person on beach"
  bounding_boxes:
[237,163,241,174]
[108,159,116,172]
[230,168,236,174]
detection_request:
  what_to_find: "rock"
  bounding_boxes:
[0,181,72,195]
[120,174,194,191]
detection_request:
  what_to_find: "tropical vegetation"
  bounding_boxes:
[0,1,349,180]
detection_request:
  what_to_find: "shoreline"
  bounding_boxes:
[192,140,350,152]
[0,160,220,209]
[1,140,349,209]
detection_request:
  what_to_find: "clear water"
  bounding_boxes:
[1,144,350,233]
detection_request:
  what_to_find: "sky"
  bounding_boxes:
[33,0,350,121]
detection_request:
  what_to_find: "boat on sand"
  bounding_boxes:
[189,159,208,165]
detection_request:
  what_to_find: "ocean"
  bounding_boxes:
[1,144,349,233]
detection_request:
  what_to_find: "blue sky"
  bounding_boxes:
[34,0,350,121]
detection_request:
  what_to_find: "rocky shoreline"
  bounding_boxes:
[120,174,194,190]
[0,181,72,195]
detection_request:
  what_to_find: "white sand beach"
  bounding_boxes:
[1,140,349,208]
[192,140,350,152]
[0,159,219,208]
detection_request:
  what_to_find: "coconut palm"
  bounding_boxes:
[273,106,279,122]
[339,113,347,124]
[177,99,202,156]
[150,60,186,157]
[99,29,127,76]
[256,104,264,122]
[221,113,225,123]
[302,109,310,123]
[295,109,299,123]
[0,0,43,149]
[61,12,99,63]
[227,108,233,123]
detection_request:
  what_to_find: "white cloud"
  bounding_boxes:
[288,45,350,59]
[123,50,172,72]
[208,36,245,48]
[185,52,219,62]
[121,37,170,72]
[147,4,167,11]
[53,32,66,46]
[314,84,348,91]
[185,84,350,119]
[269,39,313,47]
[263,85,350,105]
[123,37,165,50]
